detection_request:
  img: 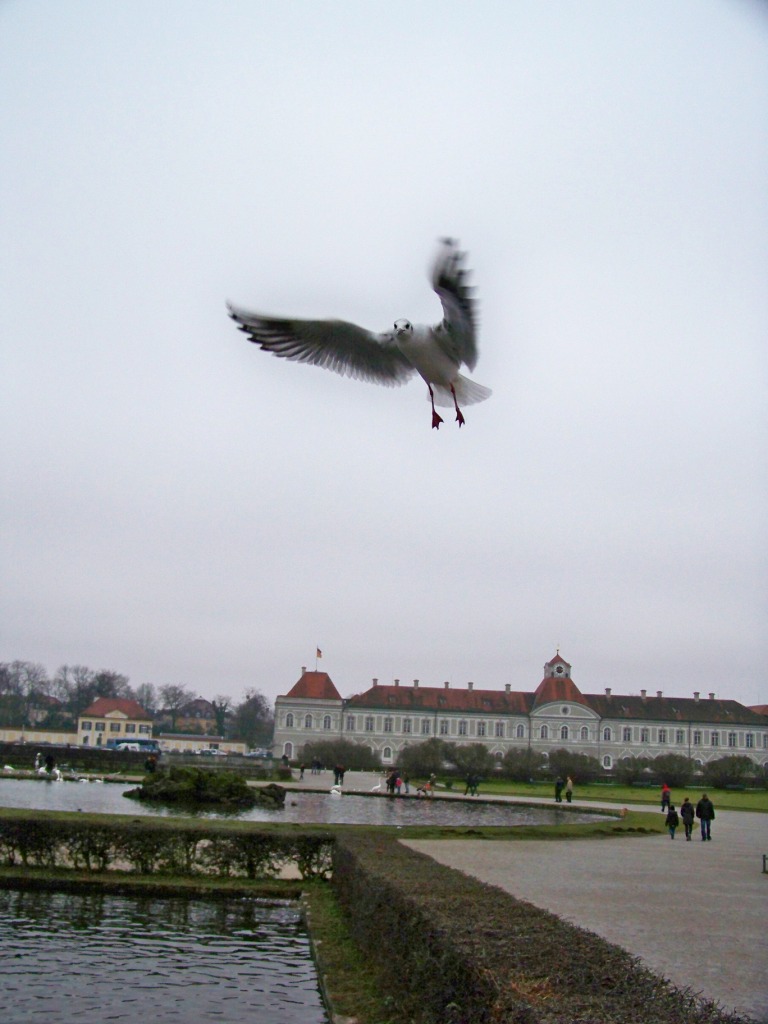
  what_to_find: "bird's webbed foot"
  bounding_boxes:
[450,384,465,427]
[432,410,444,430]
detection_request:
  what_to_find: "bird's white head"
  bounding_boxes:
[394,319,413,338]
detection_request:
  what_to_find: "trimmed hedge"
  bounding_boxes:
[0,815,333,880]
[331,834,748,1024]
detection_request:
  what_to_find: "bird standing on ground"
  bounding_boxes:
[227,238,491,429]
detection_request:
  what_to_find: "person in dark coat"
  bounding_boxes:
[554,777,564,803]
[695,793,715,841]
[679,797,695,840]
[665,804,679,839]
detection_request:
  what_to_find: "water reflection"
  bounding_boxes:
[0,890,329,1023]
[0,779,607,827]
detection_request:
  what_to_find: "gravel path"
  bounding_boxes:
[404,807,768,1022]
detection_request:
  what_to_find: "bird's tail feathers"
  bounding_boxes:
[430,375,492,408]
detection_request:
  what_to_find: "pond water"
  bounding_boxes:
[0,890,328,1023]
[0,778,608,827]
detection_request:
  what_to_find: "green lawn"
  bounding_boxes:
[459,778,768,812]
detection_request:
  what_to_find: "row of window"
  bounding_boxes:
[282,712,764,749]
[80,721,151,734]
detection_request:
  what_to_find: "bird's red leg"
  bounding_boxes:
[450,385,465,427]
[428,385,443,429]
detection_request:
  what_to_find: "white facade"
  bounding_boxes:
[273,656,768,769]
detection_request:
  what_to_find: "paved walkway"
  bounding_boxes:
[298,772,768,1021]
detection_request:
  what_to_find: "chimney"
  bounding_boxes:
[444,681,450,689]
[656,691,663,699]
[467,681,474,691]
[301,666,306,674]
[391,678,397,687]
[505,683,511,693]
[694,691,700,703]
[413,679,419,688]
[641,689,647,701]
[372,678,378,687]
[605,687,612,697]
[709,692,715,700]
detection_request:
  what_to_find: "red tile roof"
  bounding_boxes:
[284,671,342,701]
[346,684,533,714]
[586,694,766,725]
[80,697,152,720]
[533,675,590,708]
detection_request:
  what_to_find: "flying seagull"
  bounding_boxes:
[227,238,491,428]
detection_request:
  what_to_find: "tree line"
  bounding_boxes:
[0,660,273,748]
[295,735,765,789]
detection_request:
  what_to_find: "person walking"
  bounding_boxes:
[695,793,715,841]
[660,783,671,812]
[565,776,574,803]
[665,804,679,839]
[554,777,564,803]
[679,797,695,840]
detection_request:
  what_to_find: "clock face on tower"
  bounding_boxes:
[556,666,564,674]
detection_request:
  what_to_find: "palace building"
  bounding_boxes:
[273,653,768,770]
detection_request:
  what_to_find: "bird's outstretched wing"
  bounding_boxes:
[228,306,416,387]
[430,238,478,371]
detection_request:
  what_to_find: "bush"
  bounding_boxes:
[124,766,261,808]
[613,756,653,786]
[443,742,496,779]
[0,812,333,879]
[500,747,547,781]
[701,756,756,789]
[648,754,696,788]
[545,748,603,783]
[398,738,450,778]
[298,738,381,771]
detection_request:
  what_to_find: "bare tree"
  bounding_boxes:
[158,684,195,731]
[231,688,274,748]
[132,682,158,716]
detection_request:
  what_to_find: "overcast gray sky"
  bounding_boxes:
[2,1,767,710]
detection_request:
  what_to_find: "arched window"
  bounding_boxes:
[560,725,569,741]
[285,713,294,728]
[603,727,611,742]
[602,754,612,769]
[304,714,313,729]
[540,725,549,740]
[516,723,525,739]
[323,715,331,730]
[580,726,589,741]
[284,742,293,758]
[383,746,392,762]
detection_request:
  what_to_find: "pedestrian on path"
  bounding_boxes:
[660,783,671,812]
[554,777,564,803]
[696,793,715,841]
[565,776,573,803]
[665,804,679,839]
[679,797,695,840]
